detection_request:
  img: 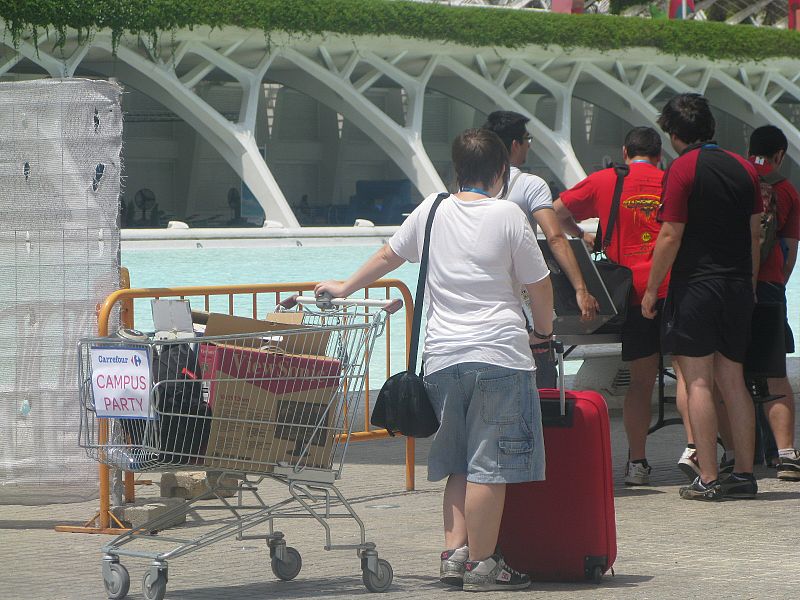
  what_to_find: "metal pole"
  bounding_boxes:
[682,0,688,18]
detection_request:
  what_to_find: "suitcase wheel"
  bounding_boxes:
[590,565,603,584]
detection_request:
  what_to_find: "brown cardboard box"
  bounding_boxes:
[200,313,341,472]
[203,312,330,356]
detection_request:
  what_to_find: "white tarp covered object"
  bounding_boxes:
[0,79,122,504]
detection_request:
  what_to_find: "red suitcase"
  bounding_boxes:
[497,346,617,582]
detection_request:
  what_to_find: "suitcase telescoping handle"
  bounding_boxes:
[540,340,573,428]
[555,339,566,416]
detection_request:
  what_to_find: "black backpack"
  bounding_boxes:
[153,343,212,464]
[155,343,204,413]
[117,342,211,467]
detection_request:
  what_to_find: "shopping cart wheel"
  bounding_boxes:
[142,569,167,600]
[271,546,302,581]
[102,562,130,600]
[362,559,393,593]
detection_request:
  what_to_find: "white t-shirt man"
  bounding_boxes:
[389,193,550,375]
[503,166,553,235]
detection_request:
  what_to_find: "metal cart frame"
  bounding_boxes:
[77,296,400,599]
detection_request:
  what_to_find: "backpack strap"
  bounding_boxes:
[408,192,448,374]
[761,170,786,186]
[503,170,525,199]
[601,163,630,252]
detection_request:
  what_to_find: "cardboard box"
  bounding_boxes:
[203,312,330,356]
[199,313,341,472]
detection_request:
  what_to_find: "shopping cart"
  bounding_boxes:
[77,295,403,600]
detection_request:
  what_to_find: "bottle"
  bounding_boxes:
[105,447,143,470]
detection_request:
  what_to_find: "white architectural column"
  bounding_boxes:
[5,27,800,225]
[275,47,445,197]
[706,69,800,164]
[92,38,299,227]
[438,56,587,187]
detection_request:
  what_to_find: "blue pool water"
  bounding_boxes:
[123,245,420,293]
[122,245,421,380]
[122,244,800,381]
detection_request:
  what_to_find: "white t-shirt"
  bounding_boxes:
[503,166,553,234]
[389,193,550,375]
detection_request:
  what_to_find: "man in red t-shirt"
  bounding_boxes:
[749,125,800,480]
[554,127,673,486]
[643,94,761,501]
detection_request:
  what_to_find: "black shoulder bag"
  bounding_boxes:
[592,164,634,334]
[370,193,447,438]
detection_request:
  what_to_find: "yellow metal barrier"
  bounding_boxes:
[56,278,415,535]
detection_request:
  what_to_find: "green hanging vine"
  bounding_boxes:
[0,0,799,62]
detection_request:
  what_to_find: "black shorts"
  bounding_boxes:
[622,300,663,362]
[756,281,795,354]
[662,278,754,363]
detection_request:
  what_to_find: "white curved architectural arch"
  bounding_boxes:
[436,55,587,186]
[90,38,299,227]
[273,46,445,197]
[3,26,800,223]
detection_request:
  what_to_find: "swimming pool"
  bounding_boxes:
[123,244,421,381]
[121,244,800,383]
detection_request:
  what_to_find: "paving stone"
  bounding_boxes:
[2,397,799,599]
[159,471,211,499]
[110,496,187,530]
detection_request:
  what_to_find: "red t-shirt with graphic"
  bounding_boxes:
[560,162,669,305]
[750,159,800,284]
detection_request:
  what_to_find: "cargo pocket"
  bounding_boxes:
[479,372,521,425]
[498,438,532,470]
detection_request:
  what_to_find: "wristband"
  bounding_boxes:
[532,329,553,340]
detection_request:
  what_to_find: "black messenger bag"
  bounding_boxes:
[371,193,447,438]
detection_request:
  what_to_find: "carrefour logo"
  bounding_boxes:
[132,354,142,367]
[98,355,129,364]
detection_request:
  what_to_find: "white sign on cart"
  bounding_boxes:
[90,347,152,419]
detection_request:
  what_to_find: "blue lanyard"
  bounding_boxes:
[702,143,719,149]
[459,186,491,197]
[631,160,650,164]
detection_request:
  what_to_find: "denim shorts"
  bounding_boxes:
[424,362,546,484]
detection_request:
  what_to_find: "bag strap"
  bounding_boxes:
[761,170,786,186]
[409,192,448,373]
[502,170,524,199]
[601,163,630,252]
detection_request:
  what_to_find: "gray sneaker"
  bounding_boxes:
[440,546,468,586]
[624,460,651,486]
[678,447,701,482]
[777,450,800,481]
[718,453,734,476]
[462,554,530,592]
[719,472,758,499]
[679,476,723,501]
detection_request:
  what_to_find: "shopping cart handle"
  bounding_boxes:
[276,294,300,310]
[315,291,335,310]
[295,295,403,312]
[384,298,403,314]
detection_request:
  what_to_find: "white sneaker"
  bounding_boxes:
[463,554,530,592]
[678,447,701,482]
[624,460,651,486]
[440,545,468,586]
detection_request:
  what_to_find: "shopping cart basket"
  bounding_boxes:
[78,295,402,599]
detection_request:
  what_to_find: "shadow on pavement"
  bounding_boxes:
[533,573,654,590]
[163,574,445,598]
[0,519,68,530]
[614,487,667,497]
